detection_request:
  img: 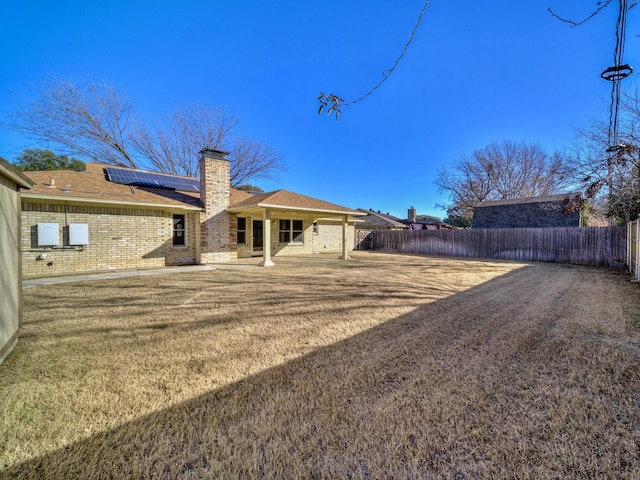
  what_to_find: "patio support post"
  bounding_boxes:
[341,215,350,260]
[260,208,275,267]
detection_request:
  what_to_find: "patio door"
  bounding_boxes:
[252,220,263,253]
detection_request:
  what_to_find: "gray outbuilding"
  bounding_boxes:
[0,157,33,364]
[472,193,584,229]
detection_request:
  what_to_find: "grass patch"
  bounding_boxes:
[2,252,640,478]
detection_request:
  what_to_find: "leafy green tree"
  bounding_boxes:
[415,214,442,223]
[605,182,640,225]
[235,184,264,192]
[442,206,473,228]
[13,149,85,172]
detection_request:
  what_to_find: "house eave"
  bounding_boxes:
[315,216,366,223]
[20,192,203,212]
[228,202,364,217]
[0,160,33,189]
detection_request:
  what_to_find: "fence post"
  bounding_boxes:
[636,221,640,281]
[628,221,631,273]
[631,220,640,281]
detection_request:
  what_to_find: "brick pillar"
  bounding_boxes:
[199,148,237,263]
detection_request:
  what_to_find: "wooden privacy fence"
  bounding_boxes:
[371,227,627,266]
[629,220,640,280]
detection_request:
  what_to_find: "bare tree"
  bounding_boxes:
[570,99,640,223]
[435,140,572,220]
[130,104,240,177]
[229,137,283,186]
[3,76,284,185]
[483,141,569,198]
[4,76,138,167]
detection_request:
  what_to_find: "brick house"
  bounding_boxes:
[1,157,32,364]
[356,207,451,231]
[472,193,584,229]
[355,209,408,231]
[20,149,362,278]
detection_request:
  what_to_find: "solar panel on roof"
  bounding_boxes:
[105,167,200,192]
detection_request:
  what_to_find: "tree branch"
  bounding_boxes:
[318,0,432,118]
[547,1,613,27]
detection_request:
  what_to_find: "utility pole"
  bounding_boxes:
[601,0,633,189]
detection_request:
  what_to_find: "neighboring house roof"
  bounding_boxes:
[355,209,407,229]
[401,218,452,229]
[228,189,363,216]
[355,208,452,229]
[0,157,33,189]
[472,193,583,229]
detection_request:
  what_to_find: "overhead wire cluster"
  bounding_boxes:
[550,0,637,191]
[603,0,633,154]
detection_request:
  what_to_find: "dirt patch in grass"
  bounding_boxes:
[2,252,640,479]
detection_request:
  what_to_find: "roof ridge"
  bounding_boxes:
[478,192,582,207]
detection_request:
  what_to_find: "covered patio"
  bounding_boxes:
[227,189,364,266]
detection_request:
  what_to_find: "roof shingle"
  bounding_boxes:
[22,169,202,209]
[229,189,361,215]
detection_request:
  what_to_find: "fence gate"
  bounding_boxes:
[629,220,640,281]
[355,229,373,250]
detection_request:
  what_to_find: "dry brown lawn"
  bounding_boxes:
[1,252,640,479]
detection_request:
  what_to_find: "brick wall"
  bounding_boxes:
[21,202,198,278]
[199,150,236,263]
[312,220,355,253]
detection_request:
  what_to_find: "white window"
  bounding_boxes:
[279,219,304,244]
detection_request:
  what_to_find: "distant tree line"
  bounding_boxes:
[13,149,85,172]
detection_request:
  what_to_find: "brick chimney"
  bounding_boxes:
[199,148,236,263]
[408,206,416,223]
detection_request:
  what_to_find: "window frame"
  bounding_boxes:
[172,214,186,247]
[278,219,304,244]
[237,217,247,245]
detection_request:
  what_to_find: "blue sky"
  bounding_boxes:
[1,1,638,218]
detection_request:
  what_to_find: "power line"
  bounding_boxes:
[548,1,614,27]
